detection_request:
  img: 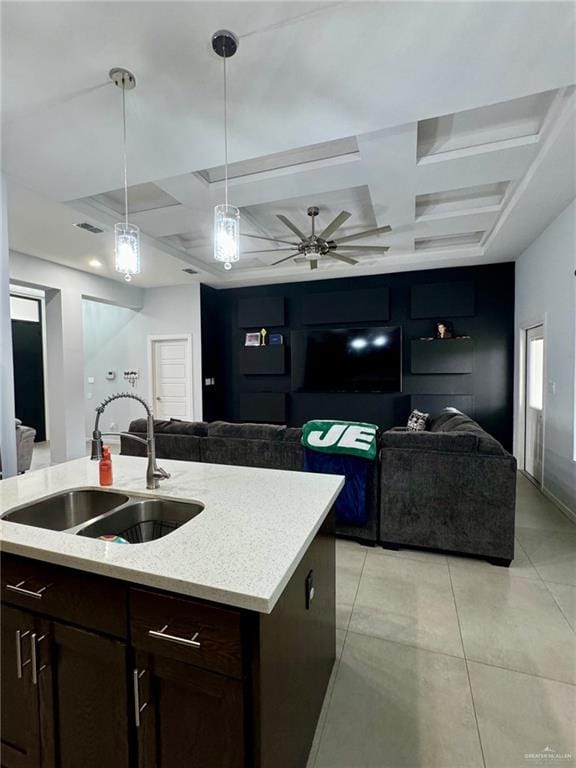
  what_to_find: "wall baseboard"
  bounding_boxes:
[541,484,576,525]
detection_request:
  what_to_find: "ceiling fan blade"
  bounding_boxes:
[241,233,298,247]
[333,225,392,244]
[276,214,307,240]
[319,210,352,240]
[330,253,358,265]
[243,248,296,254]
[271,253,299,266]
[310,260,318,270]
[336,245,390,252]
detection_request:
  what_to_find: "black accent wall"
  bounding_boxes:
[200,263,515,450]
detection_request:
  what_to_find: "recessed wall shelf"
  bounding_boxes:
[411,281,475,318]
[239,393,286,422]
[411,338,474,374]
[240,345,286,375]
[302,288,389,325]
[238,296,285,328]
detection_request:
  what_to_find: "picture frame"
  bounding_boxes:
[245,332,261,347]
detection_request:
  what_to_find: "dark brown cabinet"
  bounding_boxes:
[49,623,131,768]
[2,511,335,768]
[134,651,244,768]
[1,605,41,768]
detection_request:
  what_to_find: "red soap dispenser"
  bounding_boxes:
[99,447,113,487]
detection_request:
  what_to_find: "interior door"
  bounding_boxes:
[525,325,544,484]
[151,338,192,420]
[1,605,41,768]
[11,296,46,442]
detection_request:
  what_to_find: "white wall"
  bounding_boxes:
[82,285,203,437]
[0,176,17,476]
[9,251,144,462]
[82,301,142,437]
[515,199,576,514]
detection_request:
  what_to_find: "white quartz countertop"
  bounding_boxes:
[0,456,344,613]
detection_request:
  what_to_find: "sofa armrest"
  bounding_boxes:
[16,426,36,473]
[381,430,478,453]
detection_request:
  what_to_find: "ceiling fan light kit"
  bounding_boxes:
[110,67,141,282]
[212,30,240,271]
[242,206,392,270]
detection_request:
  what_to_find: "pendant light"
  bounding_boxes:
[110,67,140,282]
[212,30,239,271]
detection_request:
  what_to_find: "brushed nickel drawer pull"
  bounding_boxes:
[148,625,201,649]
[133,669,148,728]
[6,580,49,600]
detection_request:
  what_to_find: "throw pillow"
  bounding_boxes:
[407,409,429,432]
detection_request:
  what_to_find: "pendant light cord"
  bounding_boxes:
[122,78,129,225]
[223,52,229,209]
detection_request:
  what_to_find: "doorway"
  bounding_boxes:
[10,294,46,442]
[148,335,193,421]
[524,324,545,485]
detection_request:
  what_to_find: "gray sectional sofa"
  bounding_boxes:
[121,419,380,544]
[121,409,516,565]
[380,410,516,566]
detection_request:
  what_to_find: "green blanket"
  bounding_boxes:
[301,420,378,460]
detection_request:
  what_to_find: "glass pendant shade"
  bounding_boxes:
[115,222,141,281]
[214,204,240,270]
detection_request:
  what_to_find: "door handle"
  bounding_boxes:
[15,629,31,679]
[133,669,148,728]
[6,580,50,600]
[30,633,47,685]
[148,625,201,648]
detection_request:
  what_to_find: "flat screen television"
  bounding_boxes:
[291,326,402,393]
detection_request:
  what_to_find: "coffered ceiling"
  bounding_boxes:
[2,1,575,288]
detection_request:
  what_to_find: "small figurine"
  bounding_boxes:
[436,321,453,339]
[260,328,268,346]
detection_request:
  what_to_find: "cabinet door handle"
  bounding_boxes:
[30,633,47,686]
[148,625,201,649]
[15,630,31,679]
[133,669,148,728]
[6,580,49,600]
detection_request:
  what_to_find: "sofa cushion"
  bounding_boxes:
[429,408,465,432]
[129,419,208,437]
[381,430,479,453]
[207,421,286,441]
[202,436,302,470]
[284,427,303,443]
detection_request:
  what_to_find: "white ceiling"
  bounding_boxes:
[2,1,575,289]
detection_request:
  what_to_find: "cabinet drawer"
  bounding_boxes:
[130,588,243,679]
[1,554,128,638]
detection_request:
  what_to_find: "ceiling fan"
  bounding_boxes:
[241,206,391,270]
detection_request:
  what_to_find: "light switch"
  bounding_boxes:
[88,376,95,384]
[548,381,557,395]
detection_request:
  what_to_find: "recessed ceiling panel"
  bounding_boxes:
[417,90,557,158]
[197,137,359,183]
[416,181,509,218]
[91,182,181,215]
[415,232,484,251]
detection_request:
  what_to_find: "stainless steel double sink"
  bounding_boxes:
[1,489,203,544]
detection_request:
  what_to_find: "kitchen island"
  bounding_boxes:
[0,456,343,768]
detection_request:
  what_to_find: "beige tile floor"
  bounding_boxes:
[308,474,576,768]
